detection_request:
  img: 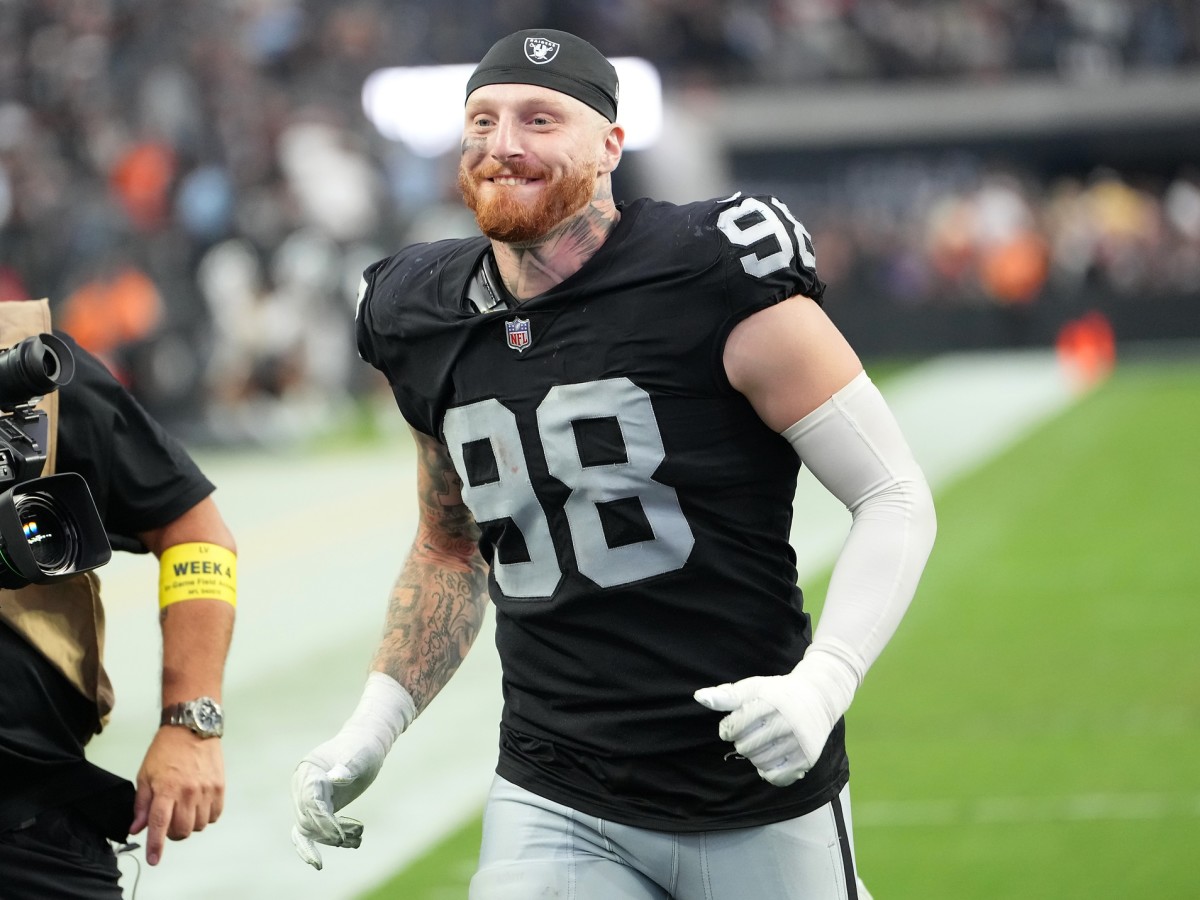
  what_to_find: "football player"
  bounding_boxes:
[291,28,936,900]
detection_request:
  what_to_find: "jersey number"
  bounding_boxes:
[716,196,816,278]
[442,378,695,599]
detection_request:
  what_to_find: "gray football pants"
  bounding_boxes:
[470,776,872,900]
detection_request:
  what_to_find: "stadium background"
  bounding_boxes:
[2,2,1197,898]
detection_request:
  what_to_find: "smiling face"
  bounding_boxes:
[458,83,621,244]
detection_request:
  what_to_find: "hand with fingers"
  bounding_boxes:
[694,645,860,787]
[290,746,375,869]
[130,727,225,866]
[290,672,416,870]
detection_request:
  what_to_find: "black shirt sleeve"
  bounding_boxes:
[49,332,214,547]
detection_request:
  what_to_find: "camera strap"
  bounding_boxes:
[0,299,114,736]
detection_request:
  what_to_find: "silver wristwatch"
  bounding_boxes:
[160,696,225,738]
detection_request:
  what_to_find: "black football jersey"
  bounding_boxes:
[356,194,849,830]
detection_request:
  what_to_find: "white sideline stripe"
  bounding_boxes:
[789,349,1078,577]
[85,349,1079,900]
[856,793,1200,828]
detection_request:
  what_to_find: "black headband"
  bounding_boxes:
[465,29,619,122]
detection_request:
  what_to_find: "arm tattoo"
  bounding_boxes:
[373,433,489,711]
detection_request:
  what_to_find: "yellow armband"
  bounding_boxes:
[159,542,237,609]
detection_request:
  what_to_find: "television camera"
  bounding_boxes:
[0,333,110,589]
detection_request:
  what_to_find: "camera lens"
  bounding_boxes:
[15,492,79,574]
[0,334,75,408]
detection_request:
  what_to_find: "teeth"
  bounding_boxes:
[493,177,531,186]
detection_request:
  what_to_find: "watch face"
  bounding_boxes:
[193,698,223,736]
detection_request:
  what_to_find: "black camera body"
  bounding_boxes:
[0,334,111,589]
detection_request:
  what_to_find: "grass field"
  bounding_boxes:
[362,354,1200,900]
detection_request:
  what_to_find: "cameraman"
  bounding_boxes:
[0,300,236,898]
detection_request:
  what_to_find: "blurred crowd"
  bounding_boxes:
[1,0,1198,443]
[549,0,1200,86]
[783,160,1200,311]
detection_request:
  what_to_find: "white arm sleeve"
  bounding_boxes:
[782,371,937,689]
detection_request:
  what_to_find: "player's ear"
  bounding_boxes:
[598,124,624,174]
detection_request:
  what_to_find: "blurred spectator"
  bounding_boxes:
[58,258,164,379]
[109,140,176,232]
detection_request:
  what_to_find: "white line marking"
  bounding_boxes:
[856,793,1200,828]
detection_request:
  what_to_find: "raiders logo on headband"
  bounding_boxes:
[524,37,560,64]
[468,29,619,122]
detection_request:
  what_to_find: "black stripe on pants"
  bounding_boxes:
[831,793,859,900]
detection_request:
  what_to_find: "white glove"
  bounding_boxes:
[694,642,861,787]
[291,672,416,870]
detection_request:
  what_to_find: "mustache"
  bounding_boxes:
[472,162,548,181]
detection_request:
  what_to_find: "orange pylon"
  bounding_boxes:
[1056,310,1116,390]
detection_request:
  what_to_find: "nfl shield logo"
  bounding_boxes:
[506,317,532,352]
[524,37,560,64]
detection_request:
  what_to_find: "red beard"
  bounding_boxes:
[458,161,596,243]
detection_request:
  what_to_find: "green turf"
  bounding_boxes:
[360,356,1200,899]
[357,816,483,900]
[845,357,1200,899]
